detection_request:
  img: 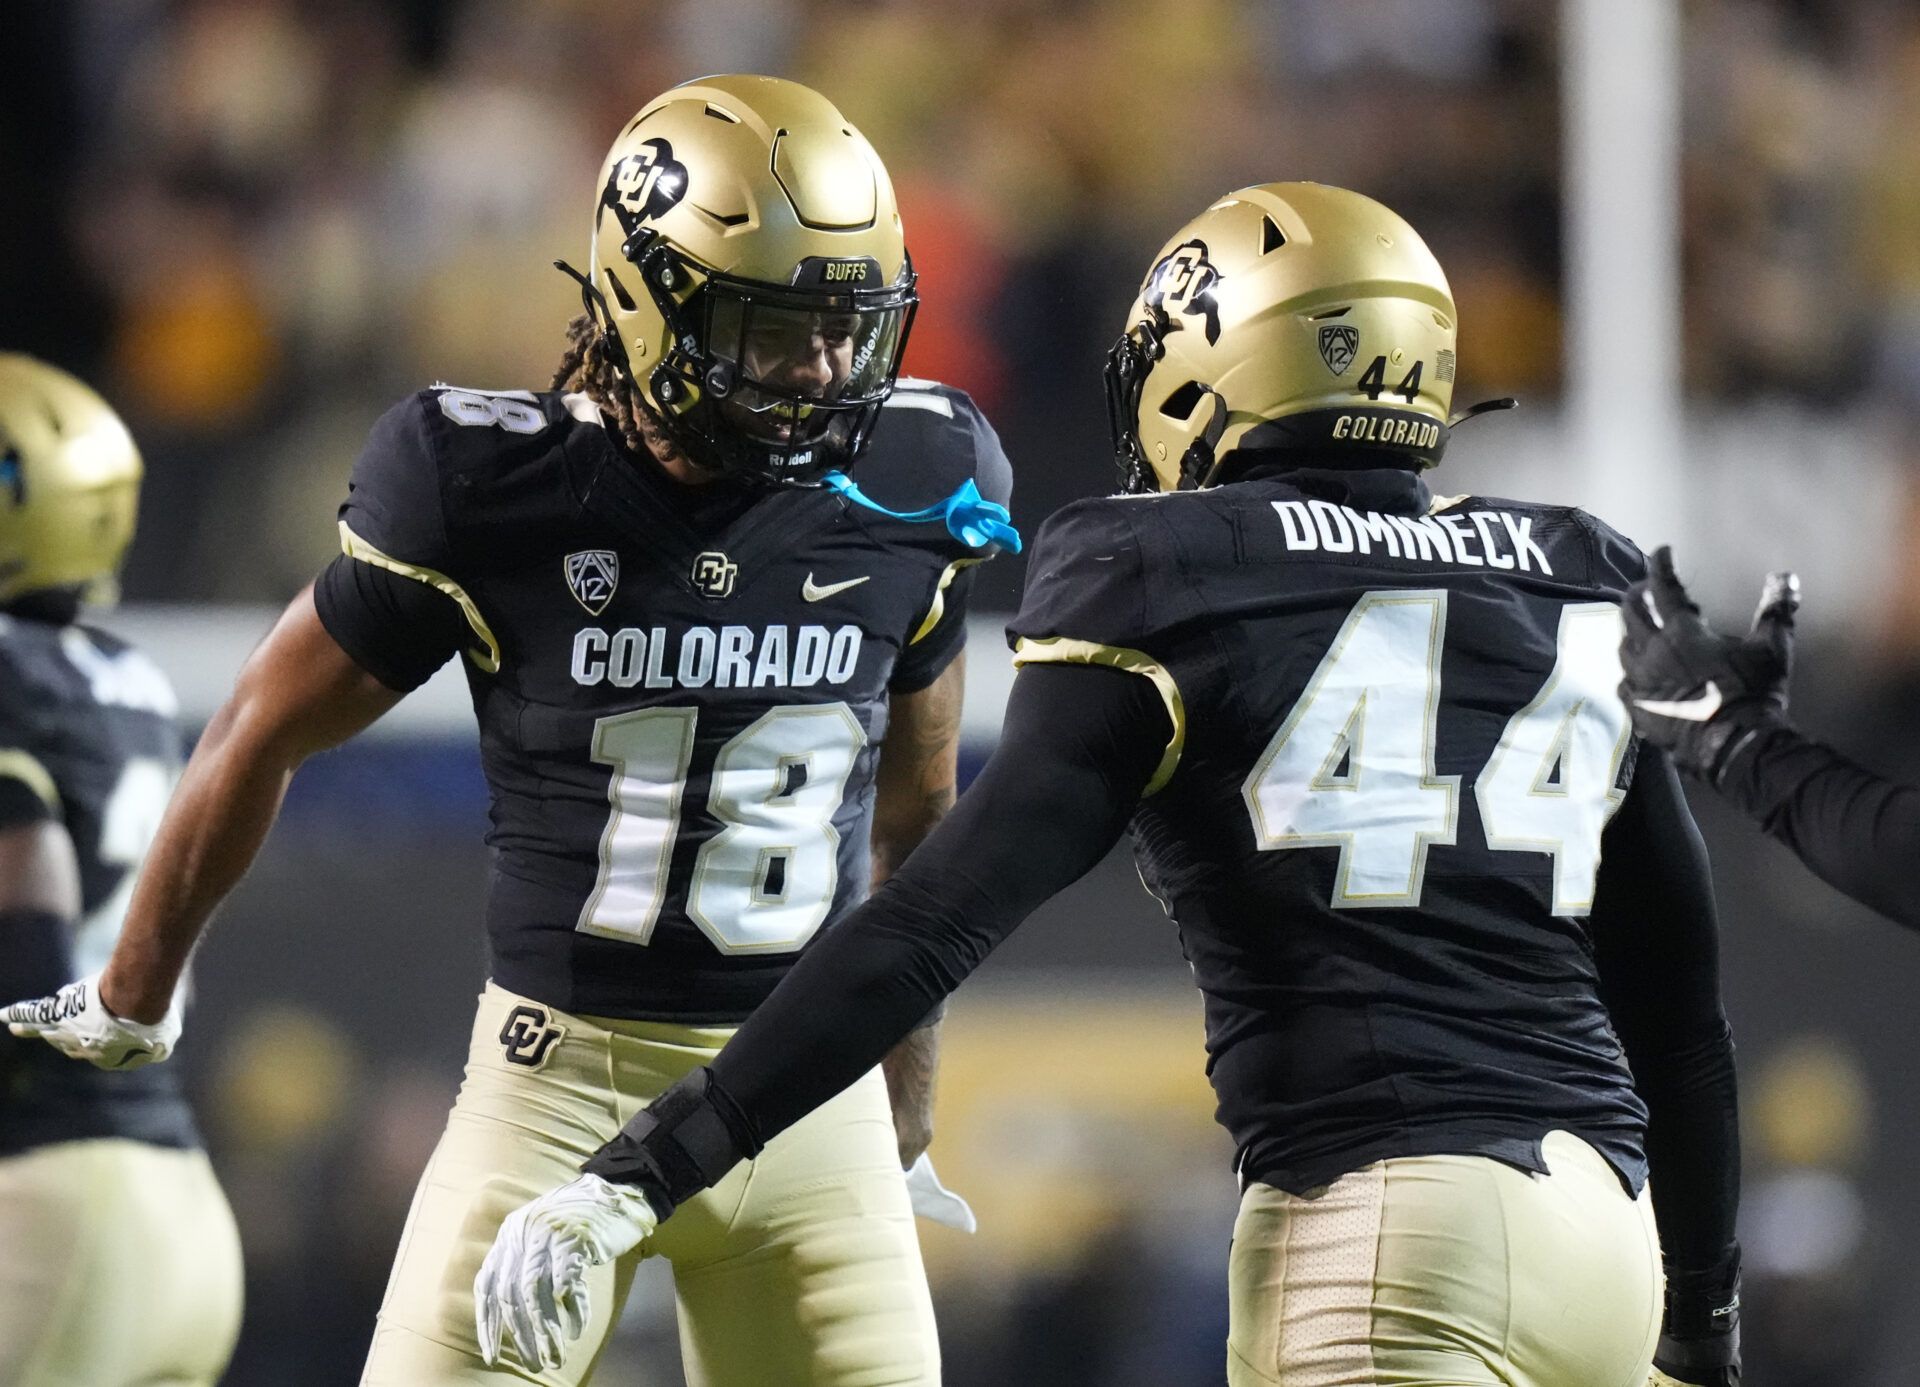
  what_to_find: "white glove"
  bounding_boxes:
[2,971,180,1069]
[905,1152,977,1233]
[473,1171,660,1372]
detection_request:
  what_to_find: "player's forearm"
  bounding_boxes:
[584,664,1166,1212]
[881,1015,942,1166]
[1634,1023,1741,1272]
[98,701,301,1022]
[871,660,964,883]
[1718,725,1920,929]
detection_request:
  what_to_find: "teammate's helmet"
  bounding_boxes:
[582,74,917,485]
[1105,183,1458,493]
[0,354,142,609]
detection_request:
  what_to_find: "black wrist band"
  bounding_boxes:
[1665,1244,1742,1337]
[581,1067,761,1217]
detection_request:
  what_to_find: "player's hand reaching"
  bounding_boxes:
[1620,546,1798,784]
[1,970,180,1068]
[473,1171,660,1372]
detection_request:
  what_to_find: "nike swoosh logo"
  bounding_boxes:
[802,574,871,602]
[1634,681,1724,722]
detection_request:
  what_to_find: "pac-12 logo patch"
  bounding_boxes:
[691,551,738,600]
[499,1005,566,1070]
[565,550,619,615]
[1318,325,1359,375]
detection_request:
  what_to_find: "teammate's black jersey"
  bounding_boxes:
[0,615,199,1158]
[313,379,1010,1023]
[1007,465,1655,1192]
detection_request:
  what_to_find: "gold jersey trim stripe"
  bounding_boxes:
[338,521,502,674]
[908,557,988,646]
[1010,636,1187,795]
[0,749,62,813]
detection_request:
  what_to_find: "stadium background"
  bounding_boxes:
[5,0,1920,1381]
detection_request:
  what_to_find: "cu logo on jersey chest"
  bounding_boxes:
[691,551,738,600]
[499,1005,566,1070]
[565,550,619,616]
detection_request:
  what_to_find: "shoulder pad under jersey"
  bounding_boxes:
[853,378,1013,515]
[1005,496,1152,653]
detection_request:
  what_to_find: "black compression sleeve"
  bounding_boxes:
[704,661,1170,1148]
[1717,725,1920,930]
[1591,746,1739,1274]
[313,554,470,692]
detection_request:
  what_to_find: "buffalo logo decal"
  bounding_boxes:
[1318,325,1359,376]
[1141,240,1223,345]
[602,138,690,238]
[499,1005,566,1070]
[565,550,619,616]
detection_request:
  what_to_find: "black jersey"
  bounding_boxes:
[1007,464,1656,1193]
[313,379,1011,1023]
[0,615,199,1157]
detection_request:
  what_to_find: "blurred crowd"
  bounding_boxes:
[3,0,1915,615]
[9,1,1920,1384]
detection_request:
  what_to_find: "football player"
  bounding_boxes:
[3,76,1014,1385]
[0,355,243,1387]
[479,185,1743,1387]
[1621,547,1920,928]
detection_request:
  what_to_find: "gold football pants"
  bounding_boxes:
[360,982,939,1386]
[0,1138,243,1387]
[1227,1130,1664,1387]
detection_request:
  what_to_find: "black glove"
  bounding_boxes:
[1620,546,1798,785]
[1651,1251,1742,1386]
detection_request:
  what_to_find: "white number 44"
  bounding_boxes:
[1243,593,1630,916]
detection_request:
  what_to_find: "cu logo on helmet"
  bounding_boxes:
[499,1005,565,1070]
[1143,240,1222,345]
[604,138,690,226]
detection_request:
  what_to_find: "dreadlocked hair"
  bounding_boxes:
[552,313,658,459]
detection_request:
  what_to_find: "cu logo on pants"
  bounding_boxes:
[499,1005,565,1070]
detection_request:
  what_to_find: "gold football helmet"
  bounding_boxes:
[573,74,917,484]
[1106,183,1460,493]
[0,354,142,609]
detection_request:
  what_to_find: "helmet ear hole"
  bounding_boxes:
[603,268,638,313]
[1159,380,1208,421]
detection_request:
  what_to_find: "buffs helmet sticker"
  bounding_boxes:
[1142,240,1223,345]
[602,138,690,237]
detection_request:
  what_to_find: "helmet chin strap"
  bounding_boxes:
[1180,388,1233,489]
[555,259,636,383]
